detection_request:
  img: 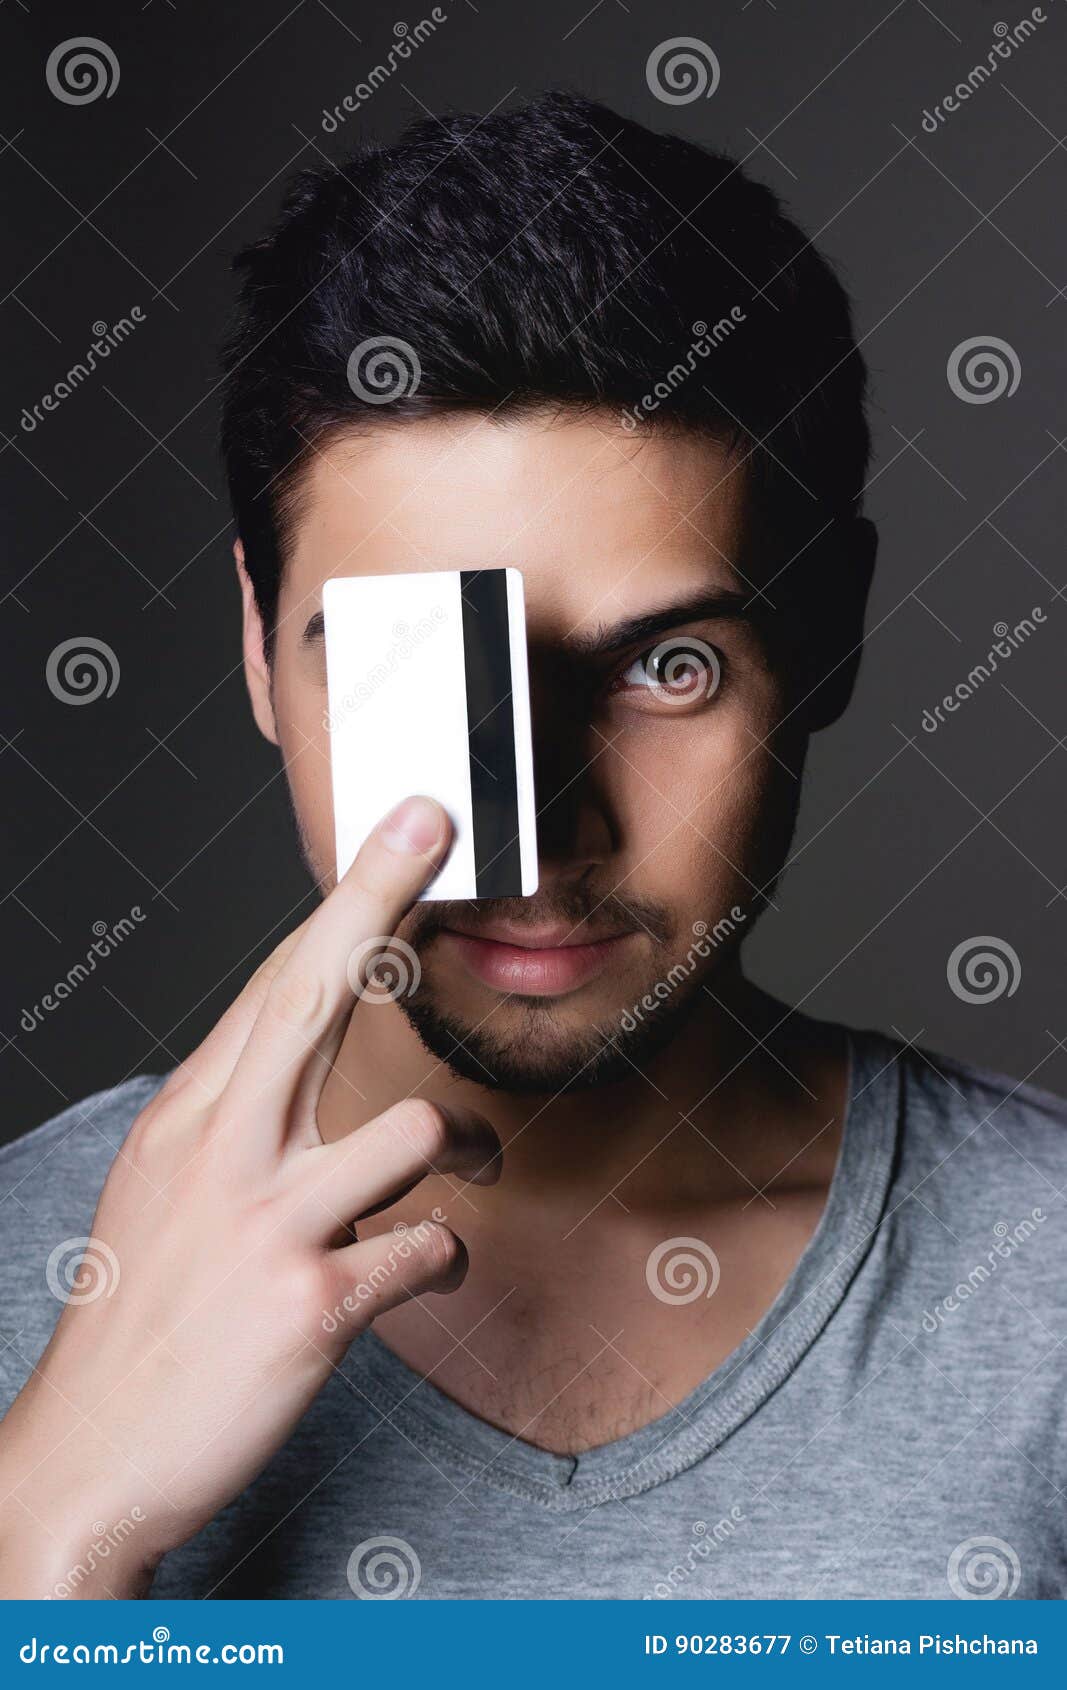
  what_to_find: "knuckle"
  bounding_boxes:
[119,1132,149,1185]
[145,1069,185,1112]
[150,1061,213,1118]
[387,1099,449,1166]
[258,926,304,984]
[265,967,325,1032]
[123,1107,166,1175]
[245,945,292,1010]
[232,939,296,1026]
[292,1255,336,1326]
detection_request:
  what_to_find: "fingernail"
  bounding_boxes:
[380,795,444,855]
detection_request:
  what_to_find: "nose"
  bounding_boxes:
[528,648,615,881]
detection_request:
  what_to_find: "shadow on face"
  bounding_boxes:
[241,409,830,1092]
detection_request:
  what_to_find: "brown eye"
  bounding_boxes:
[613,636,722,708]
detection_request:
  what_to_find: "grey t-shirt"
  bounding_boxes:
[1,1027,1066,1601]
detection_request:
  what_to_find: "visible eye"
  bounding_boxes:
[609,636,723,711]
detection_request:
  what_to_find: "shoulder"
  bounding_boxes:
[896,1038,1067,1163]
[874,1031,1067,1229]
[859,1035,1067,1398]
[0,1074,168,1401]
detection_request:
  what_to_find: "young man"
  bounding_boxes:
[0,92,1063,1602]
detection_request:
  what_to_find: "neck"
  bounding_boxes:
[317,973,849,1453]
[317,970,847,1226]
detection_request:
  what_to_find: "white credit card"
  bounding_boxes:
[323,568,538,901]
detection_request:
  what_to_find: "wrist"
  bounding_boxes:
[0,1499,157,1599]
[0,1421,161,1599]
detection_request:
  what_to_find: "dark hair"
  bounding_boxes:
[220,90,870,658]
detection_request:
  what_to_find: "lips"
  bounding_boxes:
[440,920,635,997]
[447,917,623,949]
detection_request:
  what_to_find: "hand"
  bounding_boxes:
[0,795,500,1598]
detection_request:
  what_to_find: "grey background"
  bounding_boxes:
[1,0,1065,1144]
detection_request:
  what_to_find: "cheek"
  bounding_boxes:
[273,669,336,878]
[687,747,779,878]
[609,693,786,895]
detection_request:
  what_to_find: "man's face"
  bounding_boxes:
[246,412,809,1093]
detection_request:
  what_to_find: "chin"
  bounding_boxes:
[399,979,706,1096]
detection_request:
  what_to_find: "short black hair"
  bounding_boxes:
[220,90,870,657]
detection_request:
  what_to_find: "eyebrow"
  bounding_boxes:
[567,587,756,659]
[300,585,756,654]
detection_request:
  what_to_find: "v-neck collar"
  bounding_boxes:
[349,1026,902,1511]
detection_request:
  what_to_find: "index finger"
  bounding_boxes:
[219,795,451,1142]
[157,921,309,1110]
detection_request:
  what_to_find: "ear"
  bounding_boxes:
[235,540,279,746]
[803,517,877,732]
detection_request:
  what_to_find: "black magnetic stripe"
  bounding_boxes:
[459,570,522,898]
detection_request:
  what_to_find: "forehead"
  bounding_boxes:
[282,411,748,632]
